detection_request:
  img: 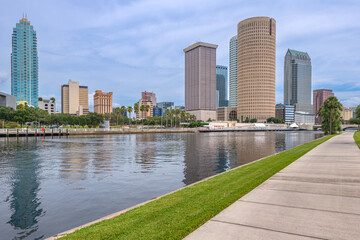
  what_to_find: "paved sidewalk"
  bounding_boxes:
[185,132,360,240]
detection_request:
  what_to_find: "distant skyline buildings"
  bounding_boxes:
[313,89,334,124]
[284,49,312,113]
[216,65,228,108]
[11,17,38,107]
[142,91,157,107]
[237,17,276,122]
[61,80,89,115]
[229,35,238,108]
[184,42,217,121]
[94,90,113,114]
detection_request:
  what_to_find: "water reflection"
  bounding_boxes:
[5,139,44,239]
[0,131,323,239]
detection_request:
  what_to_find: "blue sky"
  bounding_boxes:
[0,0,359,111]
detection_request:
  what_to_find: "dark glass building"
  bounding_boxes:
[284,49,312,113]
[216,65,228,107]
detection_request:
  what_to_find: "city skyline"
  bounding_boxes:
[0,1,360,111]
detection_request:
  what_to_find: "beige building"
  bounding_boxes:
[137,99,153,119]
[342,107,353,122]
[184,42,217,121]
[142,91,157,107]
[217,107,237,121]
[61,80,89,115]
[237,17,276,122]
[94,90,113,114]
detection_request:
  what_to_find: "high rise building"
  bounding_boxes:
[313,89,334,124]
[184,42,217,121]
[94,90,113,114]
[11,17,38,107]
[275,104,294,124]
[216,65,228,107]
[61,80,89,115]
[284,49,312,113]
[229,35,238,107]
[142,91,157,107]
[237,17,276,122]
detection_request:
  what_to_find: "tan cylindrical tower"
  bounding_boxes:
[237,17,276,122]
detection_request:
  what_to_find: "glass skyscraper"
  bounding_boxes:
[11,17,38,107]
[216,65,228,107]
[229,35,237,107]
[284,49,312,113]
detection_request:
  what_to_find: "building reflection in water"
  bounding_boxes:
[134,134,158,173]
[183,132,277,185]
[6,138,44,239]
[59,140,91,182]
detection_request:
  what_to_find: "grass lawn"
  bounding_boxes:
[61,134,335,240]
[354,131,360,148]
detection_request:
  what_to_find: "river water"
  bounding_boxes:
[0,131,323,239]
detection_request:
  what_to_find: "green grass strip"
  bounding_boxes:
[354,131,360,148]
[61,134,335,240]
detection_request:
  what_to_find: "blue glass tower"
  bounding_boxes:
[11,17,38,107]
[216,65,228,107]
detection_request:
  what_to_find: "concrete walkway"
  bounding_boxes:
[185,132,360,240]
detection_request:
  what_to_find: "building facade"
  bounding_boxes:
[217,107,237,121]
[38,99,56,114]
[341,107,353,123]
[295,111,315,125]
[61,80,89,115]
[184,42,217,121]
[237,17,276,122]
[284,49,312,113]
[229,35,238,108]
[142,91,157,107]
[0,92,16,109]
[94,90,113,114]
[11,17,38,107]
[275,104,294,124]
[216,65,228,107]
[153,107,162,117]
[313,89,334,124]
[157,102,174,116]
[137,99,153,119]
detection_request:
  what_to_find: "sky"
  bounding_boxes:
[0,0,359,111]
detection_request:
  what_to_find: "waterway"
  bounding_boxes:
[0,131,323,239]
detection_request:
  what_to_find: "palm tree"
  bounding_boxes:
[134,103,139,128]
[127,106,133,125]
[114,107,121,127]
[175,109,181,128]
[318,96,343,135]
[140,105,145,126]
[165,109,170,128]
[50,97,55,103]
[120,106,126,124]
[171,109,175,128]
[145,105,150,128]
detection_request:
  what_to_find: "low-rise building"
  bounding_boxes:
[294,111,315,125]
[153,107,162,117]
[275,104,294,124]
[38,99,56,114]
[0,92,16,109]
[217,107,237,121]
[158,102,174,116]
[341,107,353,123]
